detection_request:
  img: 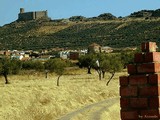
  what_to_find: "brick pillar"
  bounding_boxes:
[120,42,160,120]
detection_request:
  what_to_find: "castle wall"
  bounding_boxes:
[18,9,48,21]
[18,12,35,21]
[35,11,48,19]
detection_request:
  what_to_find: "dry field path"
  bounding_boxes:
[58,97,119,120]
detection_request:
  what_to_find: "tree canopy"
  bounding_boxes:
[0,57,22,84]
[69,16,86,21]
[78,54,96,74]
[78,53,124,85]
[98,13,117,20]
[44,58,68,86]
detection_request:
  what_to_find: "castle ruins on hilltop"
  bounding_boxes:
[18,8,48,21]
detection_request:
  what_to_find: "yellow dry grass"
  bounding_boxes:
[0,68,127,120]
[34,25,70,35]
[26,25,70,36]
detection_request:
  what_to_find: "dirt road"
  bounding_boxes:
[57,97,120,120]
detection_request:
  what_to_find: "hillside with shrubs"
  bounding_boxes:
[0,9,160,50]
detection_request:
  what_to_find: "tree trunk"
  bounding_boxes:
[87,66,91,74]
[98,70,102,80]
[46,72,48,79]
[96,69,102,80]
[45,72,48,79]
[57,75,62,86]
[106,72,115,86]
[102,71,105,78]
[45,70,49,79]
[3,74,9,84]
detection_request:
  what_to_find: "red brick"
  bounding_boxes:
[149,74,160,85]
[127,64,137,74]
[145,52,160,63]
[139,86,160,96]
[121,110,139,119]
[120,98,130,108]
[129,75,148,85]
[149,97,160,108]
[130,98,148,108]
[137,63,160,73]
[119,76,128,86]
[141,42,157,52]
[120,86,138,97]
[140,109,159,119]
[134,53,144,63]
[153,63,160,73]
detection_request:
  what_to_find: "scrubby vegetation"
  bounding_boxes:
[0,9,160,50]
[129,9,160,18]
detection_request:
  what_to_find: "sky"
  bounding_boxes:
[0,0,160,26]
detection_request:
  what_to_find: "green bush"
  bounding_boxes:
[22,60,44,71]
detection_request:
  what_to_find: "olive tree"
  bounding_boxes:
[78,54,95,74]
[120,51,135,68]
[0,57,22,84]
[44,58,68,86]
[78,53,124,85]
[103,54,123,85]
[94,54,123,85]
[21,60,44,78]
[92,53,107,80]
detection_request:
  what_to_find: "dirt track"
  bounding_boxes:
[58,97,119,120]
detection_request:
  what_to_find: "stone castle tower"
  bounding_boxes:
[20,8,25,14]
[18,8,48,21]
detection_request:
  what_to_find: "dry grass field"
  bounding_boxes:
[0,68,127,120]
